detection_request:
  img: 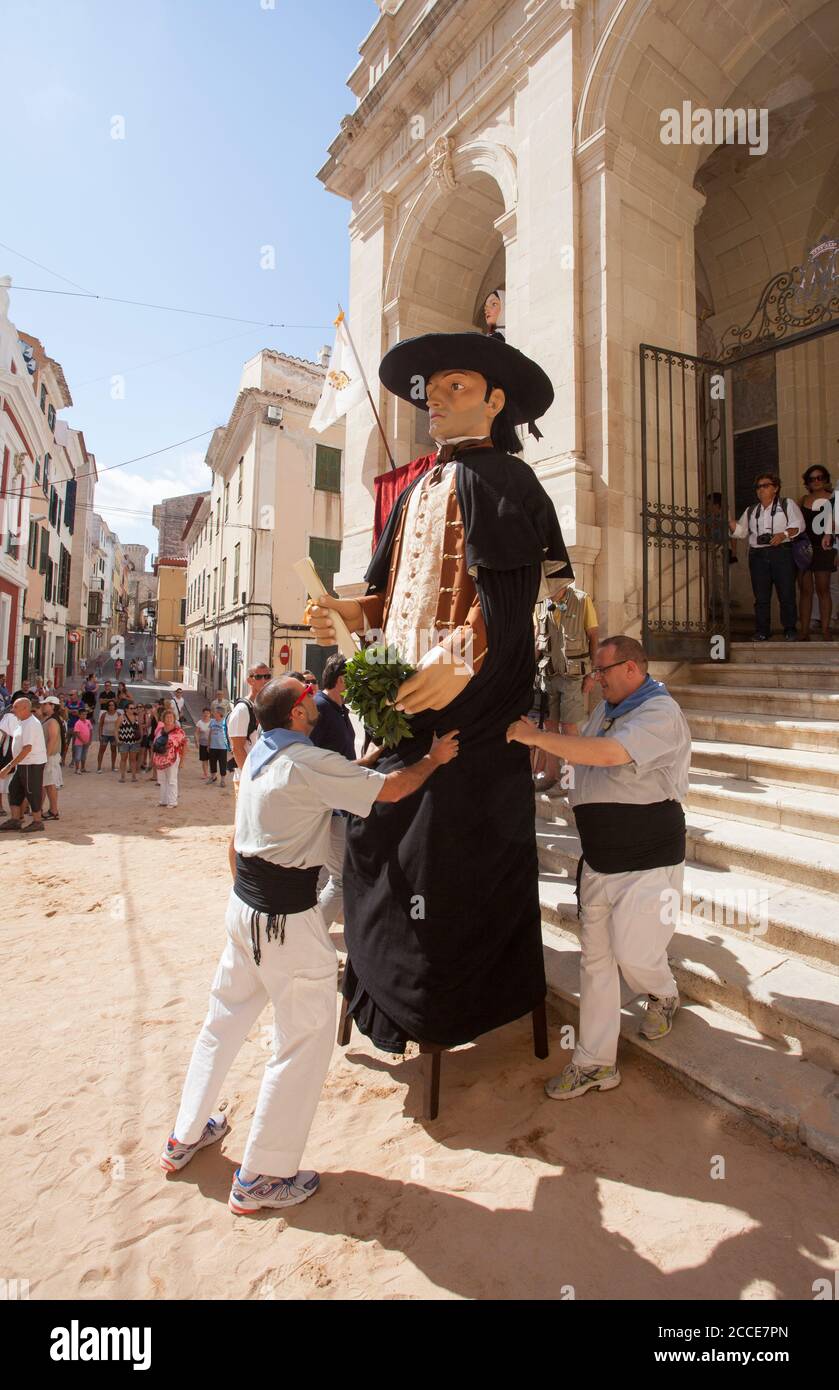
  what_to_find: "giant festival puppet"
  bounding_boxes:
[308,333,572,1112]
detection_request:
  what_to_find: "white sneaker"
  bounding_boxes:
[228,1168,320,1214]
[640,992,680,1041]
[160,1114,229,1172]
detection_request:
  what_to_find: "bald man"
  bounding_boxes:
[0,697,48,832]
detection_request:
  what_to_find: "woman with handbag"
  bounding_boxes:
[152,709,187,808]
[729,473,805,641]
[797,466,836,641]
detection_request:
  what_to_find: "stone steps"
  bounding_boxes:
[729,640,839,666]
[536,802,839,896]
[685,709,839,752]
[539,877,839,1074]
[687,662,839,691]
[535,807,839,967]
[690,738,839,792]
[541,924,839,1167]
[686,770,839,842]
[671,682,839,721]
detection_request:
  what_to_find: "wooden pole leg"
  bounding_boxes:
[419,1043,443,1120]
[337,995,353,1047]
[532,999,549,1059]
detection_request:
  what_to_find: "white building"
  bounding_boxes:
[183,349,345,699]
[0,277,39,690]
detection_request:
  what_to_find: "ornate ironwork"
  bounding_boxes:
[640,343,730,659]
[719,241,839,360]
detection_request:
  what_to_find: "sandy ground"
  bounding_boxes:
[1,745,838,1302]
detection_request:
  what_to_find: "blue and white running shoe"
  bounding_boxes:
[160,1114,229,1173]
[228,1168,320,1214]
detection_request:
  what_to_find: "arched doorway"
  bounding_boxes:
[380,162,510,465]
[576,0,839,646]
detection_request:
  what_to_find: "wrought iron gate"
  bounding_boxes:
[640,344,729,660]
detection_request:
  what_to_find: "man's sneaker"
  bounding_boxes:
[544,1062,621,1101]
[228,1168,320,1214]
[641,992,680,1041]
[159,1114,229,1172]
[0,820,22,832]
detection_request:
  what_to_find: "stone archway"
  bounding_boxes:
[573,0,839,637]
[381,152,512,459]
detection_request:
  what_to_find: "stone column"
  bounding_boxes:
[576,128,705,636]
[514,2,599,595]
[334,193,396,596]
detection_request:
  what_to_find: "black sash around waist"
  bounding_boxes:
[573,800,686,875]
[234,853,321,916]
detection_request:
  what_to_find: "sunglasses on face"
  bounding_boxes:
[249,671,270,681]
[807,475,828,484]
[291,682,316,710]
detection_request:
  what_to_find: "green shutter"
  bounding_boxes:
[315,444,342,494]
[308,536,341,594]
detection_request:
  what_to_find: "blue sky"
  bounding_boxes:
[2,0,377,554]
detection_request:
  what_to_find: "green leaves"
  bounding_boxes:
[344,645,416,748]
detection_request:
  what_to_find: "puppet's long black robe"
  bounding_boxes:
[342,446,573,1051]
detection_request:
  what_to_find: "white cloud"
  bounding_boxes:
[94,449,211,551]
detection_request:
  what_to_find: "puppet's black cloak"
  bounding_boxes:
[342,445,572,1051]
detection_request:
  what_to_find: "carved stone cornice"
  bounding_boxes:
[517,0,577,67]
[350,190,397,242]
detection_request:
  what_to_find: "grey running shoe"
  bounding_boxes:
[228,1169,320,1214]
[641,992,680,1040]
[545,1062,621,1100]
[160,1114,229,1172]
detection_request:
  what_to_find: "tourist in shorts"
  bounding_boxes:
[118,703,142,783]
[72,712,92,772]
[97,700,120,771]
[39,696,64,820]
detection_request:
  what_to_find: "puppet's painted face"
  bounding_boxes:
[425,369,505,441]
[484,292,503,328]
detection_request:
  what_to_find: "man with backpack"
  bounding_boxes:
[223,662,271,875]
[533,578,599,790]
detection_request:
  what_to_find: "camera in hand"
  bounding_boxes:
[756,532,772,546]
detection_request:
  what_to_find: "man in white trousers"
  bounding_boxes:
[160,674,459,1214]
[507,634,691,1100]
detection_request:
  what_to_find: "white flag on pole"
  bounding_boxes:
[310,311,367,433]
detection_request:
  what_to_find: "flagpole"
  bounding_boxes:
[337,305,395,471]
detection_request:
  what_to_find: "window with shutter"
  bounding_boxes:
[39,528,49,574]
[308,536,341,594]
[315,444,342,494]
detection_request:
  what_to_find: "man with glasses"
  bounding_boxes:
[508,635,691,1100]
[222,663,273,874]
[728,472,804,641]
[161,675,458,1213]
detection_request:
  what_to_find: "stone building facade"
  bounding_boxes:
[318,0,839,650]
[182,350,345,701]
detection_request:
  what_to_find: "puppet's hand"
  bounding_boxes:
[394,643,472,713]
[305,594,363,644]
[506,718,537,747]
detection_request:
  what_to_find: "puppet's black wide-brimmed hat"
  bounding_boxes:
[379,332,553,427]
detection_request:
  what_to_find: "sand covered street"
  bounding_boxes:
[2,753,838,1302]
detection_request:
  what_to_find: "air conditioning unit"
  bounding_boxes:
[266,405,284,424]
